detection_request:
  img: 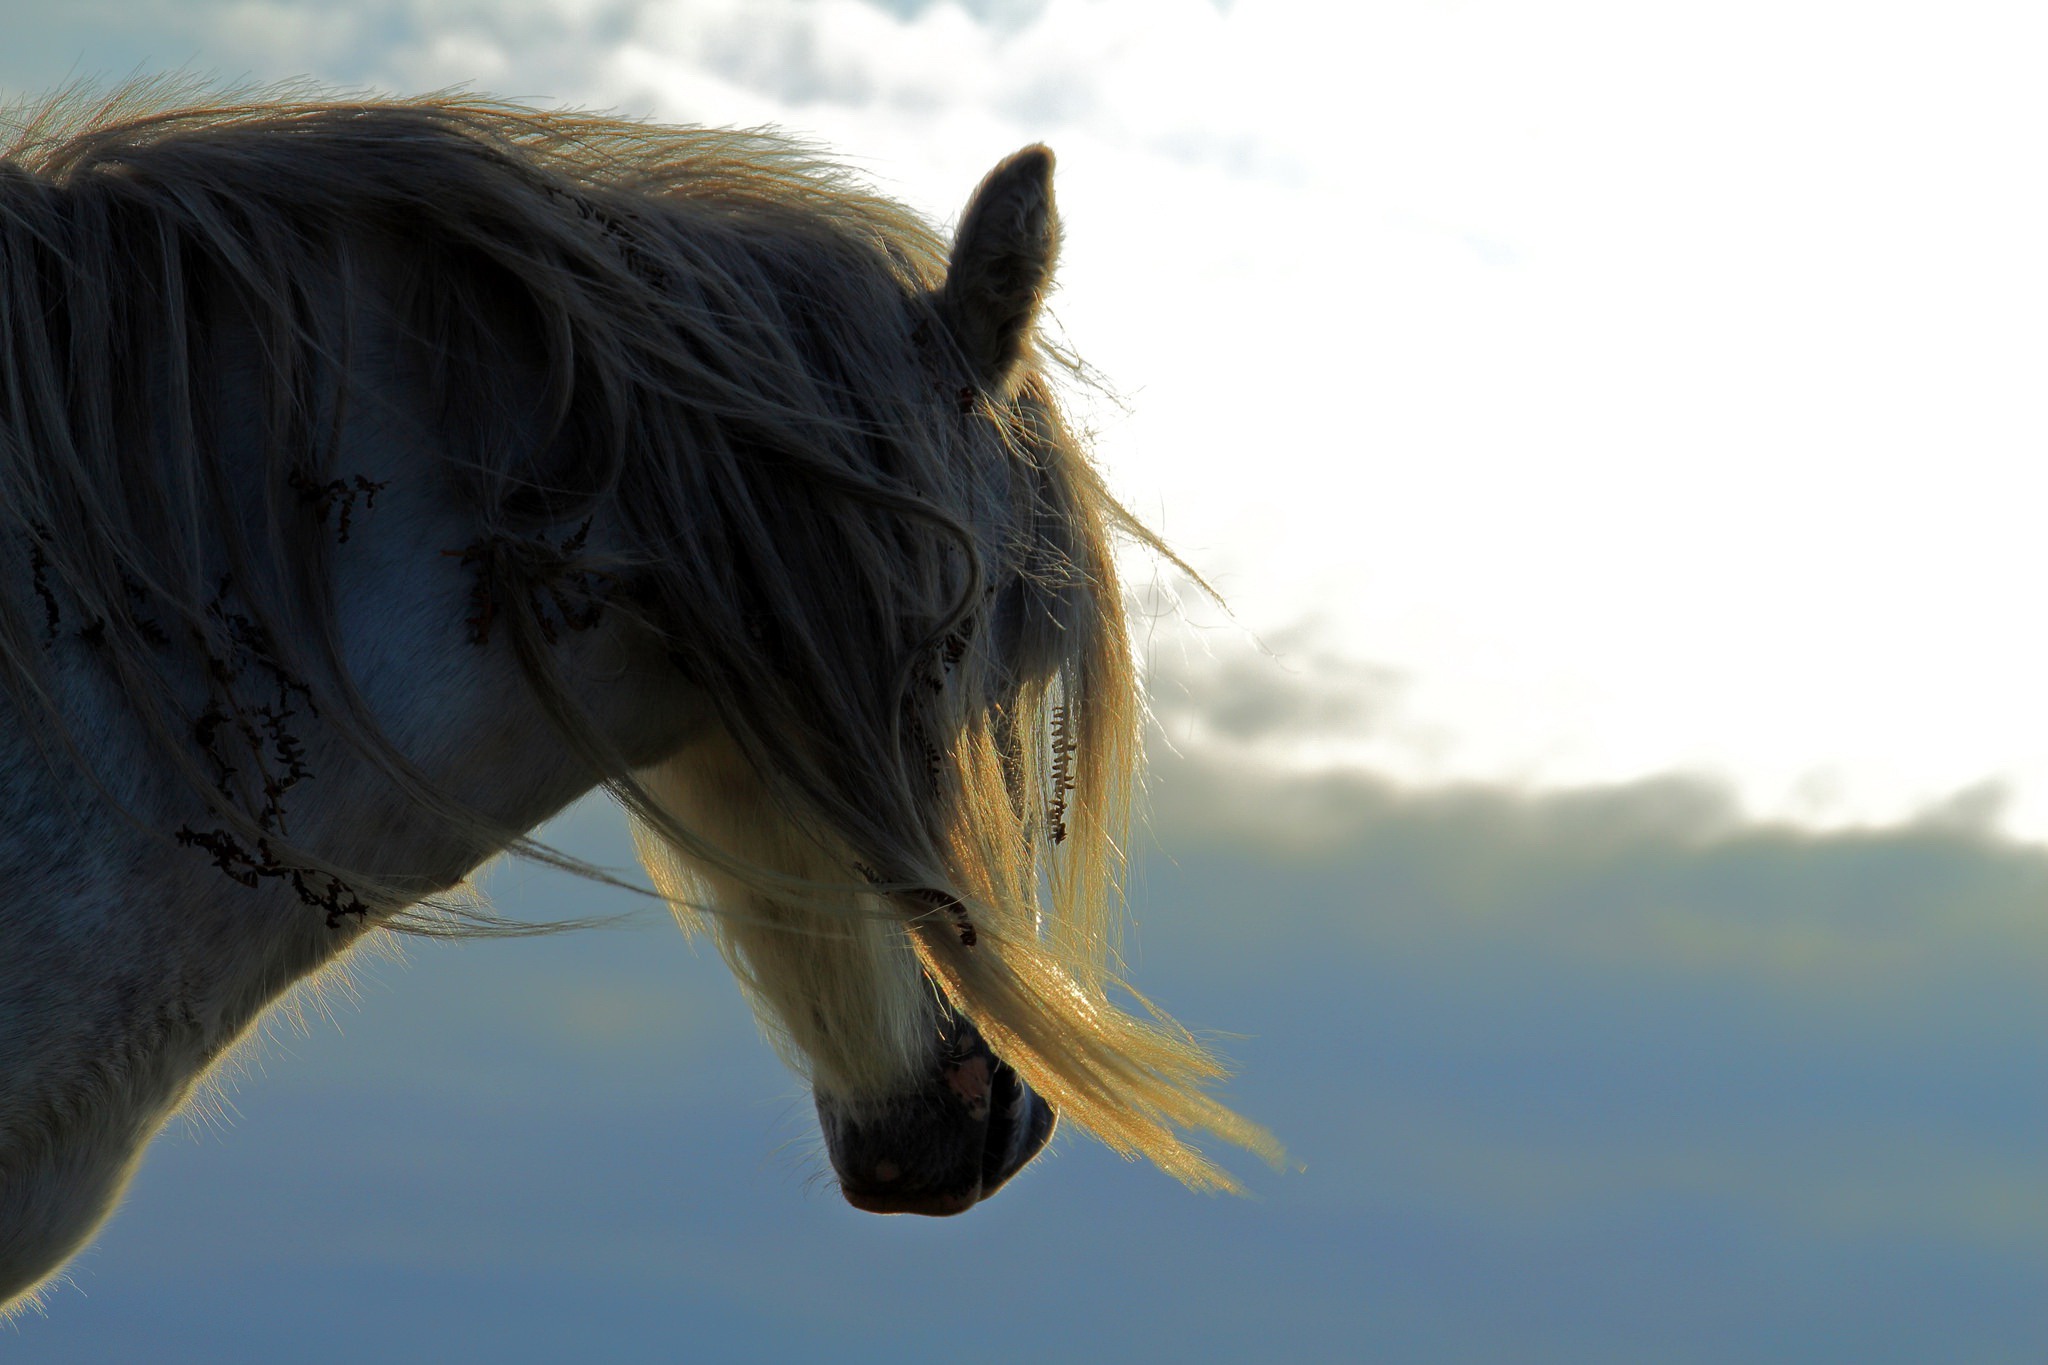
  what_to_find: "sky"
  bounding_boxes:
[12,779,2047,1362]
[4,3,2047,1361]
[12,0,2048,832]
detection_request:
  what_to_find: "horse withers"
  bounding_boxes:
[0,86,1277,1313]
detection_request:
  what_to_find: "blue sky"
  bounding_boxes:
[13,775,2047,1361]
[5,4,2048,1360]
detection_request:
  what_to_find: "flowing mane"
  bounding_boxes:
[0,82,1277,1314]
[2,82,993,897]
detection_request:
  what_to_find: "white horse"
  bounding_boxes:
[0,85,1277,1313]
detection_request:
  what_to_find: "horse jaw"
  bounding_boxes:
[813,1012,1056,1216]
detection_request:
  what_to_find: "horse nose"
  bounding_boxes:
[817,1018,1056,1216]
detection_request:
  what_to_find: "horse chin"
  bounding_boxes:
[815,1015,1056,1217]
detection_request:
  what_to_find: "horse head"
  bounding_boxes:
[617,142,1193,1215]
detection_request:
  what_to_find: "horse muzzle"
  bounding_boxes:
[814,1013,1055,1216]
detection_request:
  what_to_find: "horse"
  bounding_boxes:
[0,83,1279,1313]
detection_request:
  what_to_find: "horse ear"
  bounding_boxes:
[941,144,1060,394]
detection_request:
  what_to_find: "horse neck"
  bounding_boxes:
[0,282,710,1223]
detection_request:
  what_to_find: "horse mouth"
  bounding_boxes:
[820,1018,1057,1216]
[840,1184,980,1217]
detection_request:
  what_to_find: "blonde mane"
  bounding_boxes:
[0,81,1277,1200]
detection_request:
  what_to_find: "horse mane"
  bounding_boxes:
[0,81,1278,1190]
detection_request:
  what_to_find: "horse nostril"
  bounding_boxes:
[978,1062,1056,1198]
[941,1051,993,1121]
